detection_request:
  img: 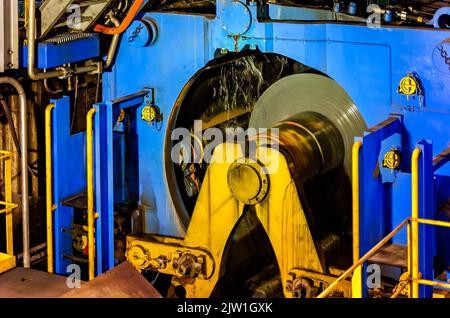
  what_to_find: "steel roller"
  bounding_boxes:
[249,73,367,177]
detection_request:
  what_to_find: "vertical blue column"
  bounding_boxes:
[359,117,403,297]
[94,102,115,274]
[51,96,87,275]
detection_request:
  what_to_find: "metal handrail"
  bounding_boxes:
[45,104,56,273]
[318,144,450,298]
[1,151,17,255]
[317,218,410,298]
[86,108,97,281]
[411,147,421,297]
[351,140,362,298]
[318,217,450,298]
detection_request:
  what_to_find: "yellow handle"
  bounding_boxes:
[86,108,97,281]
[45,103,55,273]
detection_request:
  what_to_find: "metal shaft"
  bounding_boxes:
[0,77,30,268]
[263,111,345,183]
[104,15,121,69]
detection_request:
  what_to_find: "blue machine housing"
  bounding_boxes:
[49,0,450,297]
[20,35,100,68]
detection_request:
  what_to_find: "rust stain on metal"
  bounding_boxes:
[0,267,74,298]
[61,261,162,298]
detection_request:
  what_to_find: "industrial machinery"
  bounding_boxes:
[0,0,449,298]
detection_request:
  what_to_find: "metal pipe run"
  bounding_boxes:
[27,0,98,80]
[0,77,30,268]
[104,15,121,69]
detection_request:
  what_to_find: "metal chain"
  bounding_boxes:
[437,44,450,71]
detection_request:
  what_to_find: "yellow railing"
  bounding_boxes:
[317,144,450,298]
[411,147,421,297]
[46,104,98,280]
[86,108,97,281]
[0,150,18,274]
[351,141,362,298]
[45,104,56,273]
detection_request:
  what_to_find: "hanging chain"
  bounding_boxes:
[437,44,450,71]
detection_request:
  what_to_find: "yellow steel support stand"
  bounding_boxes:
[253,147,324,297]
[127,143,324,297]
[172,143,245,297]
[45,104,56,273]
[0,151,18,273]
[87,108,97,281]
[411,147,421,298]
[351,141,362,298]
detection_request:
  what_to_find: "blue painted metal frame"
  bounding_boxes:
[94,90,149,272]
[356,115,436,297]
[104,0,450,252]
[20,35,100,68]
[51,96,87,274]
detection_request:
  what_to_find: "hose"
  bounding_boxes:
[93,0,144,35]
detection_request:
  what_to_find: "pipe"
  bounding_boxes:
[45,104,55,273]
[17,242,47,260]
[104,16,122,69]
[86,108,97,281]
[351,141,362,298]
[411,147,421,298]
[0,77,30,268]
[93,0,144,35]
[27,0,99,81]
[27,0,64,80]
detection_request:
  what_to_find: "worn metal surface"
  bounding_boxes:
[368,244,408,269]
[61,261,162,298]
[0,267,74,297]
